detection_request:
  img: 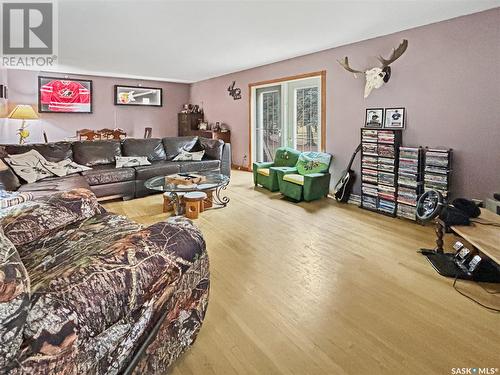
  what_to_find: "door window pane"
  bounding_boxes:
[295,87,319,152]
[259,89,281,162]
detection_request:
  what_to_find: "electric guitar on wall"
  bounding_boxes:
[334,143,362,203]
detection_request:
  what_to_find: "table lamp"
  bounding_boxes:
[7,104,39,144]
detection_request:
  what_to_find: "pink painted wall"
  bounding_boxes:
[0,70,189,143]
[190,8,500,200]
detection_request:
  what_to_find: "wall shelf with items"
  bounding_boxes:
[396,146,424,221]
[360,129,403,217]
[423,148,452,200]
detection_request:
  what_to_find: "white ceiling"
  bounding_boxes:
[43,0,500,83]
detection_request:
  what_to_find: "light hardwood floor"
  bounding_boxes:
[103,171,500,375]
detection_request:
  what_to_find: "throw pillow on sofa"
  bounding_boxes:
[173,150,205,161]
[4,149,54,183]
[5,150,91,183]
[45,158,92,176]
[296,151,331,175]
[115,156,151,168]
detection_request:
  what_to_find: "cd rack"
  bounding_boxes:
[396,146,424,221]
[360,128,403,217]
[423,148,452,199]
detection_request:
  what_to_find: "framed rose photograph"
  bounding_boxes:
[384,107,405,129]
[365,108,384,128]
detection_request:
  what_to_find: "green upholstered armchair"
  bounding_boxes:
[278,151,333,202]
[253,147,301,191]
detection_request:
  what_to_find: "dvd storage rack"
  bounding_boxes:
[424,148,452,199]
[360,128,403,217]
[396,147,424,221]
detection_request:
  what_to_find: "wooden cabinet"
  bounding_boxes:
[178,112,231,143]
[178,113,203,136]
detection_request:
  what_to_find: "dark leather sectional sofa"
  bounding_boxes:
[0,136,231,200]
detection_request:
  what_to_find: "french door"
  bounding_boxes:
[252,75,322,164]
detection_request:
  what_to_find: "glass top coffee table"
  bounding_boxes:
[145,171,230,215]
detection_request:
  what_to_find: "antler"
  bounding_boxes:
[337,57,364,74]
[377,39,408,67]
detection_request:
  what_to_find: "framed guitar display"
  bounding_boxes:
[114,85,162,107]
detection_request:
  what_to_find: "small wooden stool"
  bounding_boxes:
[183,191,207,219]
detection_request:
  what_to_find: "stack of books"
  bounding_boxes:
[424,149,451,197]
[361,156,377,169]
[378,199,396,214]
[362,195,377,209]
[378,144,395,158]
[362,183,378,197]
[362,168,377,184]
[378,171,395,186]
[377,130,395,144]
[362,143,377,156]
[362,129,378,143]
[378,158,395,172]
[397,204,417,220]
[396,147,423,221]
[378,185,396,201]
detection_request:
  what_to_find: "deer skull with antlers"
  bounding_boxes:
[338,39,408,98]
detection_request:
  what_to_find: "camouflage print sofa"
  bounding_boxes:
[0,189,209,374]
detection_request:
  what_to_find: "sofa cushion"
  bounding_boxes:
[283,173,304,186]
[72,140,122,166]
[17,175,90,198]
[0,229,30,369]
[162,136,198,161]
[257,168,270,176]
[134,161,180,180]
[0,188,102,247]
[199,137,224,160]
[178,160,221,173]
[122,138,167,161]
[81,164,135,186]
[2,142,73,162]
[0,159,21,191]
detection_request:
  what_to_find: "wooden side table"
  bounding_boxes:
[184,192,207,219]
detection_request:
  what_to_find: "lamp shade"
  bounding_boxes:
[8,105,39,120]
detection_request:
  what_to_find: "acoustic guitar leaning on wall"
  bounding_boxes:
[334,143,361,203]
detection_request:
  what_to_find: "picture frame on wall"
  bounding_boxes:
[365,108,384,128]
[114,85,162,107]
[38,77,93,113]
[384,107,405,129]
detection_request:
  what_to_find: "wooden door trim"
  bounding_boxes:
[247,70,327,170]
